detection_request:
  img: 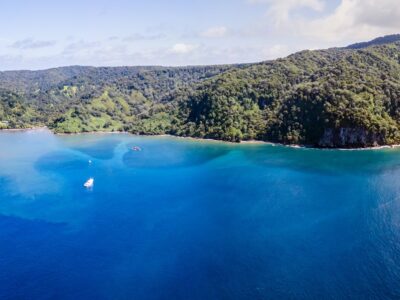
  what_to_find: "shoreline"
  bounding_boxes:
[0,126,48,132]
[1,127,400,151]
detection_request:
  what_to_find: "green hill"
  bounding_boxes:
[1,36,400,148]
[175,41,400,147]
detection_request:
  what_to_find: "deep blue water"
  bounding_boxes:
[0,129,400,299]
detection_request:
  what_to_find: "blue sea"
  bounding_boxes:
[0,129,399,299]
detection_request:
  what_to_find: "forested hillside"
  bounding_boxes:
[1,35,400,148]
[176,40,400,147]
[0,65,237,133]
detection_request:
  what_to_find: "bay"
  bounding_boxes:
[0,129,399,299]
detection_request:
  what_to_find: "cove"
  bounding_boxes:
[0,129,399,299]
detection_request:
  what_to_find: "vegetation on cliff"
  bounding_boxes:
[1,35,400,148]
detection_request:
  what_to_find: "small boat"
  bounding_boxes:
[84,178,94,188]
[132,146,142,152]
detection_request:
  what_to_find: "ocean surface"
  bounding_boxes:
[0,129,399,300]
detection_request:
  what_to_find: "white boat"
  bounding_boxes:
[84,178,94,188]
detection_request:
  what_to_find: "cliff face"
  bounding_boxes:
[318,128,386,148]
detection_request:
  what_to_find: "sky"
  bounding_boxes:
[0,0,399,70]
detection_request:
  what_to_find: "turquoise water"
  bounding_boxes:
[0,129,400,299]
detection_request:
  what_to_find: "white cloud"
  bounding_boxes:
[10,39,56,49]
[233,0,400,63]
[1,0,399,70]
[123,33,166,42]
[249,0,400,45]
[249,0,324,25]
[62,40,101,56]
[354,0,400,29]
[262,44,290,59]
[170,43,198,54]
[201,26,228,38]
[296,0,400,43]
